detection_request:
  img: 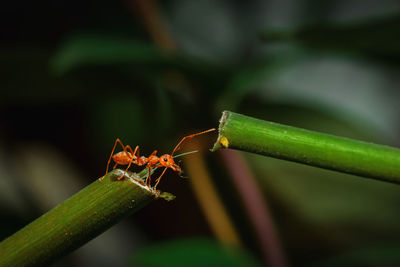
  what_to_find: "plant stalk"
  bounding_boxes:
[212,111,400,184]
[0,169,168,266]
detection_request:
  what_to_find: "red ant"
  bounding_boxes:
[101,128,215,189]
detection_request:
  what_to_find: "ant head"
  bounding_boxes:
[159,154,175,167]
[159,154,181,173]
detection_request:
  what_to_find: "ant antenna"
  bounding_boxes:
[173,150,198,159]
[171,128,215,156]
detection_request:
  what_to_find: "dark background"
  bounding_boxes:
[2,0,400,266]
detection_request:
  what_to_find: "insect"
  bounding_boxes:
[101,128,215,189]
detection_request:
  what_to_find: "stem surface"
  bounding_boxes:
[0,169,161,266]
[212,111,400,184]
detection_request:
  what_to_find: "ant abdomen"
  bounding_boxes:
[112,151,134,165]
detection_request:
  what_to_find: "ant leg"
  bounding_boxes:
[101,138,126,181]
[154,167,168,189]
[117,160,134,180]
[171,128,215,156]
[144,150,158,186]
[146,166,152,187]
[126,145,138,162]
[133,145,140,158]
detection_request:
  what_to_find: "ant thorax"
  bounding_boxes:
[137,156,150,166]
[147,155,159,166]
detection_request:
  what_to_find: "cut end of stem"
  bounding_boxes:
[211,136,230,152]
[211,111,231,152]
[158,192,176,201]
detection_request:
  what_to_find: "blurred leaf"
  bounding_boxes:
[216,61,278,112]
[130,238,260,267]
[215,48,307,112]
[262,13,400,61]
[239,54,400,141]
[50,34,231,97]
[311,243,400,267]
[167,0,243,63]
[51,35,171,75]
[251,152,400,228]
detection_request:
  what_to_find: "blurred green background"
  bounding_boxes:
[2,0,400,266]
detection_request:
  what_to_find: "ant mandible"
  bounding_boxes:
[101,128,215,189]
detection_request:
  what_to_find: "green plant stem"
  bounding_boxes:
[0,169,164,267]
[212,111,400,184]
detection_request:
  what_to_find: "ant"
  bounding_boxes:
[101,128,215,189]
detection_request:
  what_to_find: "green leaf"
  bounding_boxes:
[131,238,260,267]
[50,34,231,95]
[50,35,170,75]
